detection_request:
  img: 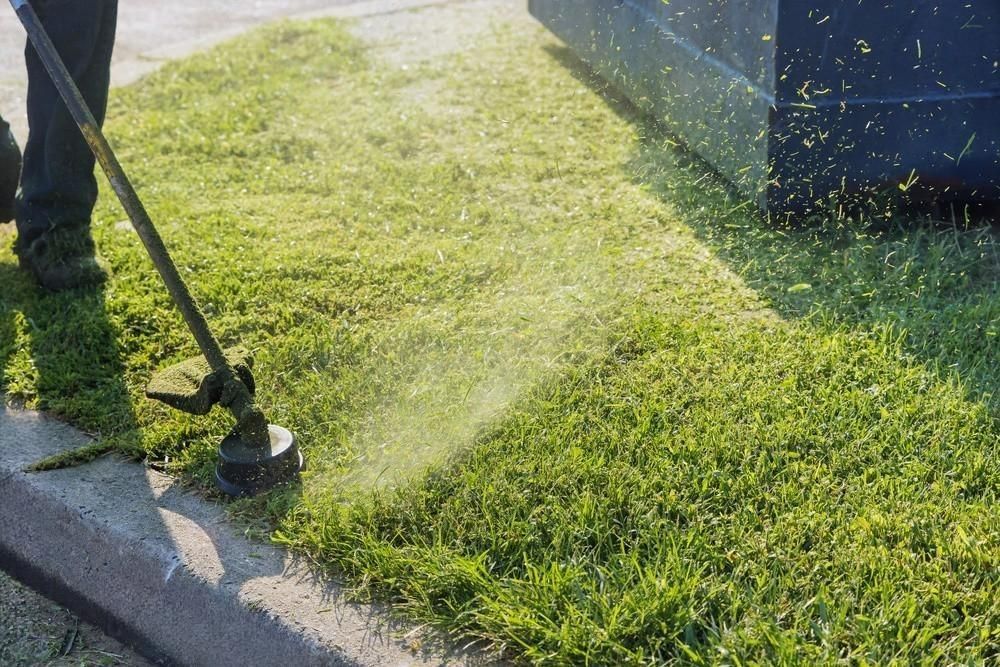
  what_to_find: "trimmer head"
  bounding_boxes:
[216,423,304,497]
[147,349,302,496]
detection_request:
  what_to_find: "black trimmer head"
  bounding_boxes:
[147,350,303,496]
[216,424,303,497]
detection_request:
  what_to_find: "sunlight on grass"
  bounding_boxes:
[0,8,997,664]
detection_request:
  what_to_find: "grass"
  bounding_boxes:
[1,6,998,664]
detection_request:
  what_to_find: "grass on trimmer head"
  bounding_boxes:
[1,12,997,665]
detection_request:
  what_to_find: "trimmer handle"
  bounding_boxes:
[8,0,269,449]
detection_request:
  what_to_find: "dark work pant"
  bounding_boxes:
[0,117,19,219]
[6,0,117,246]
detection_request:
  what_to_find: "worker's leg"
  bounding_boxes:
[0,115,19,223]
[15,0,118,290]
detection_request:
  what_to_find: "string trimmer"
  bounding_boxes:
[10,0,303,496]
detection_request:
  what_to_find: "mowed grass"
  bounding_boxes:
[1,10,998,664]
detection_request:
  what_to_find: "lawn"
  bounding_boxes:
[1,5,997,664]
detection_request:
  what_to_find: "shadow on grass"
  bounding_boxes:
[0,256,322,662]
[0,259,141,460]
[543,43,1000,413]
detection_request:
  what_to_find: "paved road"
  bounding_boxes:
[0,0,356,141]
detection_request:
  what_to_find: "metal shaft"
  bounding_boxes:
[11,0,265,442]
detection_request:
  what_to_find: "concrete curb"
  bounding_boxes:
[0,408,474,666]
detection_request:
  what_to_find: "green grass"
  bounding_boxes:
[1,10,998,664]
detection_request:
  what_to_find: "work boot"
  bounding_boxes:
[15,225,109,291]
[0,123,19,224]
